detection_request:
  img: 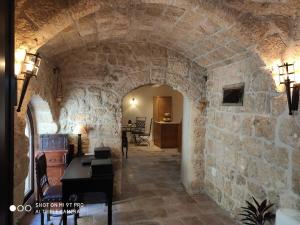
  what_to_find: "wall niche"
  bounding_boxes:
[222,82,244,106]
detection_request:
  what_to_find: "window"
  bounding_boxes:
[24,107,34,203]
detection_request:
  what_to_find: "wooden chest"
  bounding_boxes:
[153,122,180,148]
[39,134,69,186]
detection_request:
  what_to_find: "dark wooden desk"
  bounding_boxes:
[61,156,114,225]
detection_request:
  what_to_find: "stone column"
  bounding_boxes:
[181,96,205,194]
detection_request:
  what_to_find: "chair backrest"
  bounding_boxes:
[35,152,50,200]
[135,117,146,132]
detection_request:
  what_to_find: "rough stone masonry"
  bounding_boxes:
[14,0,300,223]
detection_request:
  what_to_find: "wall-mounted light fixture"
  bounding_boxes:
[130,97,137,106]
[278,62,300,115]
[15,49,41,112]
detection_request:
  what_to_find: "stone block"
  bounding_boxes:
[247,182,267,200]
[167,60,189,76]
[236,175,246,186]
[249,70,271,92]
[241,116,253,136]
[258,33,287,64]
[293,168,300,195]
[293,149,300,168]
[253,116,276,140]
[222,194,235,211]
[246,158,259,179]
[267,190,280,208]
[269,166,288,190]
[264,143,289,169]
[242,137,264,157]
[150,68,166,84]
[279,117,300,148]
[224,180,233,196]
[271,94,287,116]
[254,93,271,114]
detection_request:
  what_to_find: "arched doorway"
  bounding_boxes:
[122,84,183,152]
[121,82,204,194]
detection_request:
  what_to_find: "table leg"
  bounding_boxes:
[107,192,112,225]
[62,183,68,225]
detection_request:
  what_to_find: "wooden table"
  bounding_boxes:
[61,156,114,225]
[122,124,136,132]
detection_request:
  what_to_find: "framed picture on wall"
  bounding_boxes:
[222,82,244,106]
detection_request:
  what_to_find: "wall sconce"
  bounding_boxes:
[73,124,87,157]
[130,97,137,106]
[15,50,41,112]
[278,62,300,115]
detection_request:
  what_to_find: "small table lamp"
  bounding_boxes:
[73,125,87,157]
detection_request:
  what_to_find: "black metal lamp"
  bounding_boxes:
[15,51,41,112]
[278,62,299,115]
[73,125,87,157]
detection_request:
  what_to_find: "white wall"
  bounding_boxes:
[122,84,183,131]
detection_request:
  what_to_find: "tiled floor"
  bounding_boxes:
[21,145,237,225]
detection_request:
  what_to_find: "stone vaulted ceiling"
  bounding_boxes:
[16,0,300,69]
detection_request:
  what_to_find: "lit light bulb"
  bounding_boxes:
[73,124,87,135]
[130,98,137,106]
[15,63,22,76]
[15,49,26,62]
[15,49,27,76]
[25,62,34,73]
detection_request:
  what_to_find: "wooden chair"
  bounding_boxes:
[35,152,78,225]
[132,117,146,144]
[137,118,153,146]
[122,131,128,158]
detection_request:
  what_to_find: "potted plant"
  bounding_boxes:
[240,197,275,225]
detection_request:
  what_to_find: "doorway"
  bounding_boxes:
[122,84,183,154]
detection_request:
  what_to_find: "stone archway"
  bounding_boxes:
[14,94,58,209]
[30,95,58,134]
[56,42,207,195]
[121,83,205,194]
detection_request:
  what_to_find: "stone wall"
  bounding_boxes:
[14,58,58,223]
[55,41,207,196]
[205,54,300,217]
